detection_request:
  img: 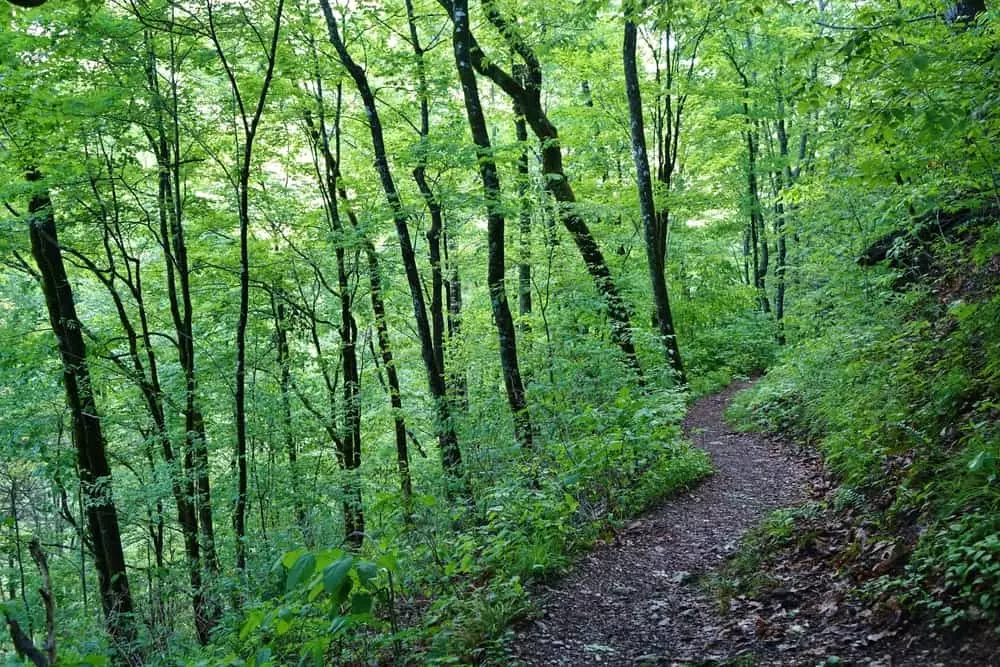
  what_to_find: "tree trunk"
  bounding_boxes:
[272,296,308,532]
[317,79,413,508]
[514,102,532,327]
[740,92,770,314]
[301,80,366,548]
[337,240,364,547]
[450,0,533,447]
[623,15,686,384]
[143,36,223,625]
[144,34,221,592]
[26,171,138,661]
[205,0,285,572]
[335,176,413,510]
[443,226,469,410]
[775,112,790,345]
[78,146,211,643]
[439,0,642,378]
[319,0,470,499]
[404,0,447,377]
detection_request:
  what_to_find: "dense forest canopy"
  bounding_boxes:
[0,0,996,663]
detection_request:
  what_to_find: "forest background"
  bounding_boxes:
[0,0,997,664]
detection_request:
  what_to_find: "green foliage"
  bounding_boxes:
[730,220,1000,628]
[896,510,1000,628]
[1,0,996,661]
[234,548,394,665]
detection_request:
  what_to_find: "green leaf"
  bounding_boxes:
[281,548,307,569]
[355,560,378,587]
[328,615,351,637]
[254,647,273,667]
[969,450,995,473]
[323,556,354,597]
[350,591,373,616]
[286,552,316,593]
[375,552,398,572]
[239,609,266,641]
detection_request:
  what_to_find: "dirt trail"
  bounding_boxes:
[507,381,813,665]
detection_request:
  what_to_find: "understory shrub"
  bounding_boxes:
[221,384,711,665]
[728,227,1000,630]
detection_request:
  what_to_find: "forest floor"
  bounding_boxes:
[503,382,996,666]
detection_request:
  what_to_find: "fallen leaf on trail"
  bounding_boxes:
[754,615,771,638]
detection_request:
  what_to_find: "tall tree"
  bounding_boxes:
[448,0,533,446]
[437,0,644,378]
[624,3,686,383]
[64,133,214,643]
[204,0,286,572]
[318,0,470,498]
[139,17,223,592]
[723,32,771,313]
[303,96,365,547]
[403,0,448,379]
[645,2,712,300]
[25,170,138,662]
[514,92,533,328]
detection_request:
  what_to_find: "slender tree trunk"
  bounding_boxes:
[514,102,532,327]
[81,167,210,643]
[272,297,308,531]
[337,242,364,547]
[303,101,365,548]
[315,79,413,507]
[530,115,642,377]
[26,171,138,662]
[419,174,447,374]
[320,0,470,498]
[773,73,808,346]
[439,0,642,378]
[144,33,222,614]
[742,227,751,285]
[450,0,533,446]
[735,72,769,314]
[335,176,413,509]
[623,14,686,384]
[365,244,414,506]
[744,108,770,313]
[443,226,469,409]
[404,0,448,376]
[205,0,285,572]
[726,43,771,314]
[775,112,790,345]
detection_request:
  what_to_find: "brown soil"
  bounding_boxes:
[502,382,997,666]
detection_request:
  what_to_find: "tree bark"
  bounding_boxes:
[746,116,770,312]
[775,112,790,345]
[143,33,221,612]
[404,0,447,377]
[303,99,365,548]
[272,296,308,532]
[437,0,642,378]
[514,99,532,327]
[76,126,212,643]
[335,174,413,509]
[205,0,285,572]
[443,226,469,409]
[319,0,470,498]
[26,170,138,661]
[450,0,533,446]
[624,14,686,384]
